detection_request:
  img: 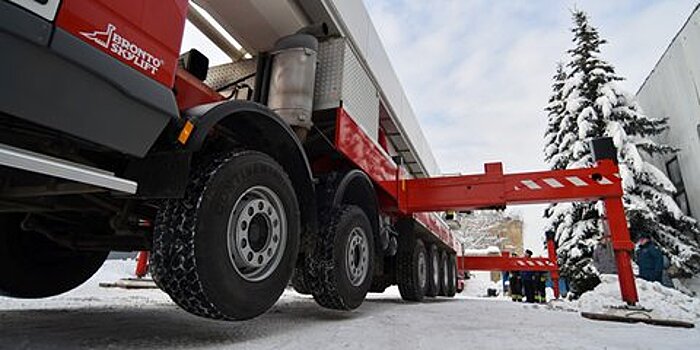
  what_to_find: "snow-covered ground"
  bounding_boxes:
[2,260,699,350]
[561,274,700,323]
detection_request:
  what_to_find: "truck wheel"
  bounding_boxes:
[439,250,449,296]
[311,205,374,310]
[151,151,300,320]
[291,266,312,295]
[397,238,428,301]
[426,244,440,297]
[0,215,107,298]
[446,253,457,297]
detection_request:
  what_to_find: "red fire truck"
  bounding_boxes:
[0,0,639,322]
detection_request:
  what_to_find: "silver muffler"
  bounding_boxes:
[267,24,328,141]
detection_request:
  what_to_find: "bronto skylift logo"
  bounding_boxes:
[81,24,164,75]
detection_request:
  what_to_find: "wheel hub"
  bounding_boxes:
[345,227,369,287]
[227,186,287,282]
[248,214,269,252]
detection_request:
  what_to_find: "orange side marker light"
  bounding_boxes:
[178,121,194,145]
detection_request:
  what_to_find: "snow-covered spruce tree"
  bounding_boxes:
[543,10,700,297]
[543,62,570,170]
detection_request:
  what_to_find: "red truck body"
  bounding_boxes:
[56,0,188,87]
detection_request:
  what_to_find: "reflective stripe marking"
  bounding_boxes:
[543,178,564,188]
[566,176,588,187]
[521,180,541,190]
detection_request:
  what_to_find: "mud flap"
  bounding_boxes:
[581,305,695,328]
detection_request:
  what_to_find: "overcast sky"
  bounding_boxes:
[362,0,698,254]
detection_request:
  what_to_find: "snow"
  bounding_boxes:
[559,274,700,324]
[2,260,700,349]
[461,271,503,298]
[595,95,613,119]
[641,162,677,194]
[462,246,501,256]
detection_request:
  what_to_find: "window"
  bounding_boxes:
[666,157,691,215]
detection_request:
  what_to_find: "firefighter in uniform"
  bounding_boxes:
[535,271,548,304]
[522,249,537,303]
[508,252,523,302]
[509,270,523,302]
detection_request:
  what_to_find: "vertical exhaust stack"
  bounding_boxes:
[267,24,328,141]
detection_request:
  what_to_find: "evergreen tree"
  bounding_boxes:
[543,10,700,297]
[543,62,570,170]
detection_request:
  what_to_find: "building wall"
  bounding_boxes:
[490,219,524,282]
[497,220,524,256]
[636,5,700,220]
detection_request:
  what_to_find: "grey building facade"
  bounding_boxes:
[636,4,700,220]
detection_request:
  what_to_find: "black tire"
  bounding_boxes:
[439,250,449,296]
[151,151,300,320]
[0,214,107,298]
[446,254,457,297]
[291,266,312,295]
[397,238,428,302]
[311,205,374,310]
[426,244,440,297]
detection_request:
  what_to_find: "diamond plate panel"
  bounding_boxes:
[204,59,257,92]
[314,38,379,141]
[314,38,345,110]
[342,43,379,141]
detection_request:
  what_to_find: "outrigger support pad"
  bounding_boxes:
[581,305,695,328]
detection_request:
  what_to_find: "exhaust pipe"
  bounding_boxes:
[266,23,328,141]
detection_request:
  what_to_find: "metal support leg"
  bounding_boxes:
[135,251,149,278]
[603,197,638,305]
[546,236,560,299]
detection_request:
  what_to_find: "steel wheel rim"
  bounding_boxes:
[227,186,287,282]
[345,227,369,287]
[418,250,427,289]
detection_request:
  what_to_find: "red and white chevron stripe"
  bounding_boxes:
[513,173,620,191]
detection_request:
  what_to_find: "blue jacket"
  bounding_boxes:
[636,241,664,283]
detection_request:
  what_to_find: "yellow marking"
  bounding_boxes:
[178,121,194,145]
[401,179,406,191]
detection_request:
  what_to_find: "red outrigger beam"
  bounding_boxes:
[456,234,562,298]
[386,139,639,305]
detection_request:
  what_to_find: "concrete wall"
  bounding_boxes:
[636,5,700,220]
